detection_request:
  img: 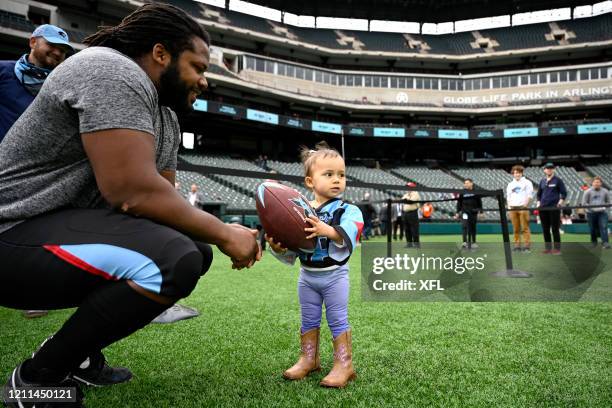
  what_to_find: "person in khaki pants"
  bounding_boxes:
[506,165,534,252]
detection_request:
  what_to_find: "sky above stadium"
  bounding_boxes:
[195,0,612,34]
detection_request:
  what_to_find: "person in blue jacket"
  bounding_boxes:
[536,163,567,254]
[0,24,73,142]
[0,25,72,322]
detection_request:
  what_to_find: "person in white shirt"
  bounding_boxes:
[506,165,534,251]
[401,182,421,248]
[392,202,403,241]
[187,183,203,208]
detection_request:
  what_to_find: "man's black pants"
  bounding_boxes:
[0,209,213,382]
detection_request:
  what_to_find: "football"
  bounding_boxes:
[255,181,317,253]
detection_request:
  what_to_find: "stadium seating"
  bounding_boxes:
[176,170,256,211]
[181,153,263,172]
[452,167,513,190]
[166,1,612,55]
[0,10,87,45]
[346,165,406,186]
[560,13,612,43]
[290,27,355,50]
[267,160,303,176]
[392,166,461,189]
[484,22,552,52]
[354,32,415,53]
[0,10,35,32]
[3,3,611,60]
[586,164,612,188]
[175,154,602,221]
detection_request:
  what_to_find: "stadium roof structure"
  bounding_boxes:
[245,0,597,23]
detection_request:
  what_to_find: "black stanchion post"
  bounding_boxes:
[387,198,392,258]
[491,190,531,278]
[498,191,513,271]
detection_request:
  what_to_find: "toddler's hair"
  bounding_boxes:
[299,141,342,177]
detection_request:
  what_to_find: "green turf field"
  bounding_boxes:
[1,234,610,407]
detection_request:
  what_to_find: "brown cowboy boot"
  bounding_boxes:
[283,328,321,380]
[320,330,356,388]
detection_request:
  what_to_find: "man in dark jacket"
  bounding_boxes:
[536,163,567,254]
[358,193,376,240]
[456,178,483,249]
[0,24,72,142]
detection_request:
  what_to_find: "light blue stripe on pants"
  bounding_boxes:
[298,265,350,338]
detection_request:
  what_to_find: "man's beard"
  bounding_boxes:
[32,50,59,70]
[158,63,194,113]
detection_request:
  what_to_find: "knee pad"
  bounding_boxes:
[162,237,203,299]
[193,241,213,276]
[172,250,203,298]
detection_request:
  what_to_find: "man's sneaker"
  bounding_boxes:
[522,247,531,253]
[513,246,521,252]
[151,304,200,324]
[541,249,552,254]
[3,359,84,407]
[551,249,562,256]
[603,243,611,249]
[461,242,468,249]
[34,338,132,387]
[471,243,479,249]
[71,351,132,387]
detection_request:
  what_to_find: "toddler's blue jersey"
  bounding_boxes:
[298,198,364,269]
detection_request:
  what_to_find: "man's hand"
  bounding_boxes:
[218,225,261,270]
[557,199,565,208]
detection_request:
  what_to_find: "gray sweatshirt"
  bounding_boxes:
[582,187,610,213]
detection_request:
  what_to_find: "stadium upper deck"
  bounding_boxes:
[2,0,610,71]
[169,0,611,56]
[1,0,610,117]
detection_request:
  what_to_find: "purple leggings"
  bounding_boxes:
[298,265,350,338]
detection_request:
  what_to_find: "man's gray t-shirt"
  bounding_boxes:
[0,47,180,234]
[582,187,610,213]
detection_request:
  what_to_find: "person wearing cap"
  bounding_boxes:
[0,25,72,320]
[0,24,73,142]
[536,163,567,254]
[401,182,421,248]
